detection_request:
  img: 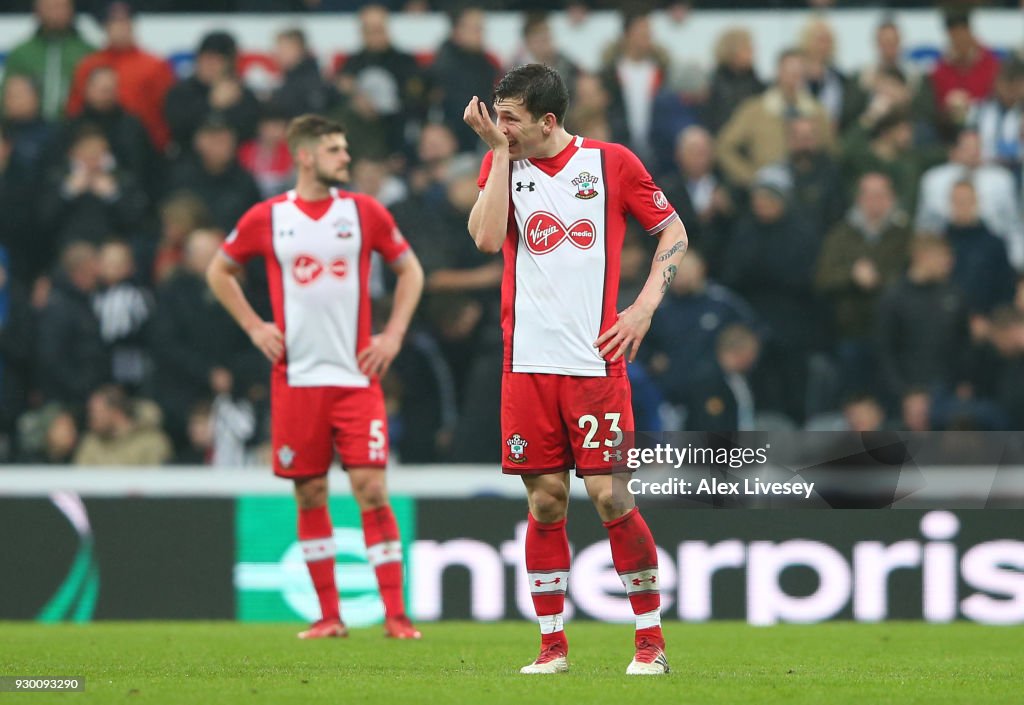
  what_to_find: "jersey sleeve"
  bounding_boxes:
[222,202,271,264]
[477,150,494,190]
[614,145,679,236]
[361,196,411,263]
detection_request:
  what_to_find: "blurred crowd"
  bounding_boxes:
[1,0,1024,467]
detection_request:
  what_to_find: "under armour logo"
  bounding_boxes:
[632,576,657,586]
[516,181,536,192]
[534,577,562,587]
[603,449,623,462]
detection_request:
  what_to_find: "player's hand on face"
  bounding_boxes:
[463,96,509,152]
[248,321,284,363]
[594,304,654,363]
[357,331,401,378]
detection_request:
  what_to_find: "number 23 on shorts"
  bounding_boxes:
[577,412,624,449]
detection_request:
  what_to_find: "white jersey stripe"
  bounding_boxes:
[645,211,680,236]
[300,538,336,562]
[528,570,570,594]
[366,540,402,566]
[620,568,659,595]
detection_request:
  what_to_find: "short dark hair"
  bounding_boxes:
[286,114,346,154]
[522,11,549,39]
[870,108,911,140]
[493,64,569,125]
[277,27,308,50]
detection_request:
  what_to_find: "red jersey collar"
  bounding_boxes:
[527,135,581,177]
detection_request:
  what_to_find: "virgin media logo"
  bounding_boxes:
[523,211,597,255]
[292,255,349,284]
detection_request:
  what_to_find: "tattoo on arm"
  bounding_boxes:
[660,265,678,294]
[656,241,687,262]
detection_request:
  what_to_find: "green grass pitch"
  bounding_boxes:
[1,621,1021,704]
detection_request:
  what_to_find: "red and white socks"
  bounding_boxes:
[605,507,664,642]
[298,505,340,622]
[525,514,571,645]
[362,505,408,619]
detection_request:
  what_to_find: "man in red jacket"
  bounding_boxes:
[930,8,1000,126]
[66,2,176,152]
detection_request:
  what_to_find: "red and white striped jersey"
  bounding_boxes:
[478,136,678,377]
[222,188,409,388]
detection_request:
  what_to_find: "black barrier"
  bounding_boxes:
[0,497,235,621]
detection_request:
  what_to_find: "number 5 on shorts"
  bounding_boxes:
[369,419,386,462]
[578,413,623,449]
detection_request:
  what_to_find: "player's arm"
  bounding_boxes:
[357,250,424,378]
[206,253,283,363]
[595,219,689,363]
[464,96,510,254]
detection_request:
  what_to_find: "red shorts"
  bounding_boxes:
[271,370,389,478]
[501,372,634,476]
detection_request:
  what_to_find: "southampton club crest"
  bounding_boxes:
[277,445,296,469]
[572,171,599,200]
[506,433,529,464]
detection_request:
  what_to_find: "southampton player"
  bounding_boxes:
[465,65,687,675]
[207,115,424,640]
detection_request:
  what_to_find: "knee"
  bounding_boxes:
[591,488,630,522]
[530,489,568,523]
[295,477,328,510]
[353,476,387,509]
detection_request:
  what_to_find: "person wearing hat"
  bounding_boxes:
[721,164,820,423]
[66,2,176,152]
[164,30,261,155]
[1,0,94,121]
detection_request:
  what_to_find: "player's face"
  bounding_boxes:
[494,98,547,160]
[312,133,351,185]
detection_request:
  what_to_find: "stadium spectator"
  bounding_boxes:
[705,27,764,135]
[511,12,579,97]
[840,108,925,215]
[36,241,108,407]
[645,249,759,408]
[848,19,935,133]
[429,7,501,153]
[799,16,852,129]
[915,128,1024,269]
[65,1,176,152]
[815,172,911,396]
[717,48,833,188]
[598,10,670,163]
[149,191,211,284]
[164,30,261,153]
[403,121,458,204]
[841,393,888,432]
[269,28,334,118]
[877,236,970,404]
[37,124,148,251]
[0,125,38,286]
[943,180,1016,315]
[16,404,79,464]
[781,115,845,236]
[564,72,622,145]
[73,384,172,466]
[350,157,407,207]
[1,74,53,179]
[172,400,213,464]
[150,228,252,449]
[0,246,34,456]
[1,0,94,121]
[986,307,1024,428]
[53,65,159,194]
[337,4,427,158]
[683,323,761,432]
[722,165,819,422]
[93,239,153,390]
[650,62,707,177]
[165,116,262,231]
[659,126,734,276]
[967,58,1024,173]
[239,105,295,198]
[930,8,1001,131]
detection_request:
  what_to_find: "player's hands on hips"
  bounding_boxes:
[594,304,654,363]
[248,321,284,363]
[463,96,508,152]
[358,331,401,378]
